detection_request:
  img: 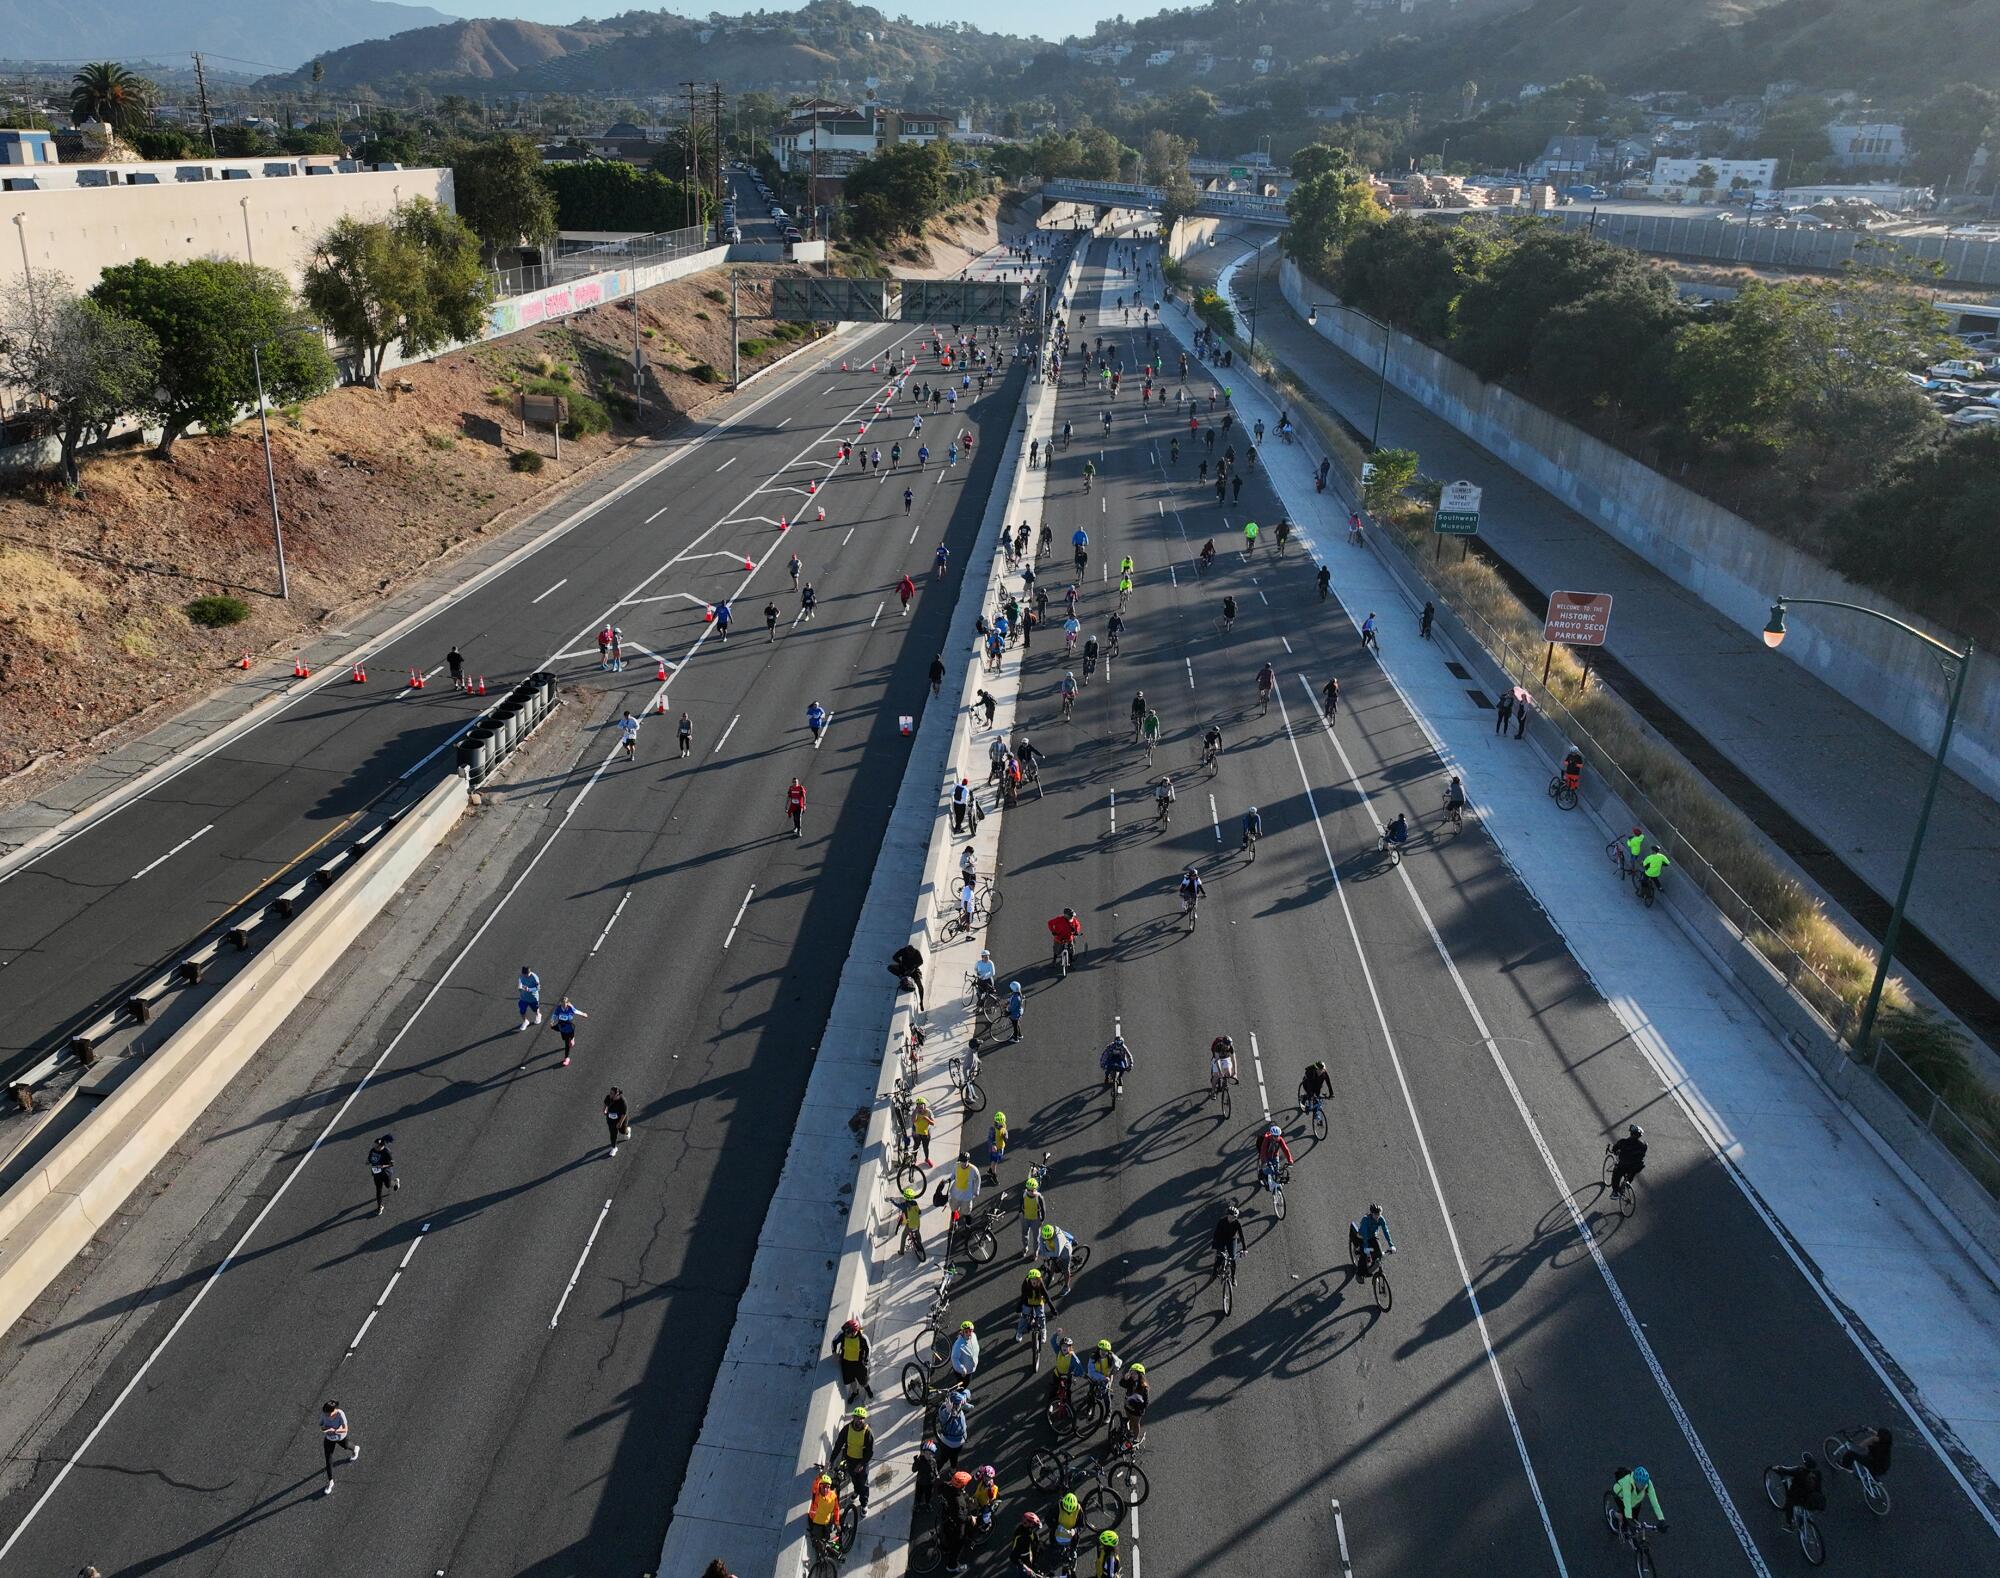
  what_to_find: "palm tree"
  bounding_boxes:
[69,62,154,133]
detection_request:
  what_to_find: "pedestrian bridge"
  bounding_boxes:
[1040,178,1289,225]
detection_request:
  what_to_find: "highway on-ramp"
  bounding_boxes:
[931,235,1999,1577]
[0,244,1057,1574]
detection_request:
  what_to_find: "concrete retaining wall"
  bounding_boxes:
[1167,215,1225,259]
[0,775,468,1336]
[1277,257,2000,800]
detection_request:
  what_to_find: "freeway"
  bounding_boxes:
[0,267,992,1082]
[0,241,1061,1572]
[930,235,1999,1576]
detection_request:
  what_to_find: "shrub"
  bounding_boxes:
[186,594,251,628]
[509,448,545,473]
[703,287,727,304]
[561,392,610,438]
[423,431,456,450]
[688,363,721,383]
[740,338,770,358]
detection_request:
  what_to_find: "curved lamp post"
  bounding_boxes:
[1761,597,1975,1053]
[1305,301,1389,448]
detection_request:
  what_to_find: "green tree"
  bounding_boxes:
[1076,124,1129,180]
[1282,164,1386,278]
[1289,143,1354,184]
[1363,447,1419,513]
[1142,129,1192,188]
[1904,85,2000,189]
[130,126,198,161]
[1339,216,1498,343]
[90,259,331,458]
[844,140,953,243]
[0,271,159,488]
[452,136,558,259]
[1827,427,2000,618]
[1451,224,1659,383]
[68,62,154,134]
[304,199,492,388]
[540,161,707,233]
[1746,96,1833,175]
[1525,272,1689,422]
[278,128,344,156]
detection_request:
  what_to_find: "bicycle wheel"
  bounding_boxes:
[1617,1180,1636,1218]
[1556,784,1578,811]
[917,1323,950,1367]
[966,1224,997,1263]
[903,1360,932,1404]
[1032,1319,1046,1370]
[1029,1447,1067,1492]
[1602,1493,1624,1536]
[1861,1470,1891,1518]
[978,884,1003,920]
[1310,1104,1328,1141]
[1764,1467,1789,1510]
[1046,1394,1077,1438]
[839,1501,860,1545]
[894,1158,924,1192]
[908,1513,944,1574]
[1798,1514,1825,1566]
[1639,877,1656,909]
[1082,1485,1128,1534]
[1219,1080,1232,1118]
[1107,1459,1150,1505]
[808,1551,838,1578]
[1635,1544,1658,1578]
[1272,1180,1287,1220]
[1372,1270,1392,1311]
[1222,1264,1234,1315]
[961,1077,987,1114]
[1074,1391,1108,1432]
[1069,1243,1092,1273]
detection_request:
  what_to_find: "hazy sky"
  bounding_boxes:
[429,2,1106,44]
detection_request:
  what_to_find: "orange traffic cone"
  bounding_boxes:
[656,658,667,681]
[239,653,252,670]
[815,506,826,521]
[742,556,754,571]
[807,478,818,495]
[655,693,667,715]
[779,515,790,531]
[703,605,715,624]
[350,663,366,684]
[293,656,310,678]
[841,359,849,371]
[474,674,486,696]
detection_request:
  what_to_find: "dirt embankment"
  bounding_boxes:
[0,264,829,792]
[834,193,1005,279]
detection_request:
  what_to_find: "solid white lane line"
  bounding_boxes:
[871,604,884,629]
[1185,658,1195,689]
[531,578,569,604]
[592,892,631,956]
[1209,795,1220,842]
[1250,1031,1271,1121]
[713,713,740,756]
[1271,679,1571,1578]
[550,1199,613,1329]
[1299,674,1774,1578]
[716,456,737,471]
[1108,791,1116,834]
[776,415,792,427]
[1330,1501,1355,1578]
[131,824,212,881]
[1281,637,1293,655]
[722,886,756,949]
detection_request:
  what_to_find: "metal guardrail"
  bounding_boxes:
[491,223,714,297]
[1040,178,1289,224]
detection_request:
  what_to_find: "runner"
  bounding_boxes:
[551,996,588,1067]
[320,1401,360,1494]
[603,1086,629,1156]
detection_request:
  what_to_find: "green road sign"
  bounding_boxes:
[1435,510,1480,535]
[901,279,1026,326]
[771,277,892,322]
[1229,165,1249,180]
[1435,479,1482,535]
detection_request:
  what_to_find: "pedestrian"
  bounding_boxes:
[911,1095,934,1164]
[1231,473,1243,502]
[930,654,947,697]
[890,942,927,1012]
[609,627,624,671]
[551,996,588,1066]
[320,1401,359,1493]
[366,1133,398,1215]
[982,690,998,728]
[935,1387,972,1472]
[1006,981,1024,1043]
[898,574,916,614]
[951,777,972,834]
[833,1317,877,1401]
[597,625,613,669]
[713,599,731,642]
[836,1406,876,1511]
[678,711,693,757]
[950,1319,981,1385]
[1420,601,1435,639]
[447,644,465,691]
[517,965,542,1030]
[702,1562,738,1578]
[801,583,817,622]
[1495,691,1515,735]
[604,1086,630,1155]
[766,601,780,642]
[1515,691,1532,738]
[1361,613,1379,653]
[988,734,1008,783]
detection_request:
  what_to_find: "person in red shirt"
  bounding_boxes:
[1256,1124,1293,1193]
[1047,908,1083,970]
[897,574,917,615]
[786,778,807,838]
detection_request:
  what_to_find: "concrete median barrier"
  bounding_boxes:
[0,774,469,1338]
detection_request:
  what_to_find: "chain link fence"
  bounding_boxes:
[490,223,715,298]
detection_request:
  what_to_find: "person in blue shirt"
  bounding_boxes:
[807,701,828,741]
[516,967,542,1031]
[713,599,732,641]
[551,996,588,1067]
[1005,982,1025,1043]
[918,444,930,467]
[1099,1035,1133,1092]
[1240,806,1263,854]
[1349,1205,1396,1275]
[1071,528,1088,551]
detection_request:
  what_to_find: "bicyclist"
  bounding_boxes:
[1059,670,1078,712]
[1209,1034,1238,1094]
[1115,1364,1148,1446]
[1622,826,1646,876]
[1316,564,1332,600]
[1561,748,1584,795]
[1050,1334,1080,1406]
[1299,1060,1332,1114]
[1609,1466,1666,1537]
[1220,594,1237,628]
[1608,1124,1647,1197]
[1016,1266,1058,1338]
[1060,420,1072,448]
[1036,1221,1077,1286]
[1062,613,1081,653]
[1013,1512,1047,1574]
[1082,459,1096,491]
[1256,1124,1293,1192]
[1153,775,1175,822]
[1241,805,1263,851]
[1085,1338,1120,1392]
[1119,554,1135,582]
[1140,708,1161,753]
[1640,847,1671,892]
[1201,723,1223,768]
[837,1407,876,1511]
[1048,907,1083,968]
[1052,1491,1084,1563]
[1199,539,1216,571]
[1381,812,1409,852]
[1127,690,1147,740]
[1444,775,1467,819]
[1100,1034,1133,1090]
[1255,660,1276,707]
[1178,865,1204,915]
[972,947,998,1010]
[807,1465,843,1546]
[1211,1202,1246,1275]
[1349,1204,1396,1273]
[1831,1427,1893,1481]
[1106,609,1124,650]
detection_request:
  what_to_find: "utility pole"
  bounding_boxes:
[192,52,216,154]
[710,83,725,219]
[730,272,740,390]
[681,79,702,231]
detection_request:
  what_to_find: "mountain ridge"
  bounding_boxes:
[0,0,456,71]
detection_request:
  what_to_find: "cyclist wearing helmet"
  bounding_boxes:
[1012,1510,1046,1573]
[1117,1362,1149,1444]
[971,1462,1001,1531]
[1349,1204,1396,1275]
[837,1405,875,1510]
[1035,1220,1077,1287]
[1241,805,1263,852]
[1099,1033,1134,1090]
[1019,1171,1047,1255]
[1053,1491,1084,1558]
[1212,1202,1247,1273]
[1298,1060,1333,1111]
[1608,1465,1666,1536]
[1257,1124,1293,1192]
[1209,1034,1239,1094]
[1016,1266,1058,1338]
[1085,1337,1120,1390]
[1094,1528,1124,1578]
[1609,1124,1648,1197]
[1050,1333,1080,1405]
[1623,826,1646,877]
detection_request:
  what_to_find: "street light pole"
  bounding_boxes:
[1305,300,1390,448]
[1760,598,1975,1053]
[251,341,288,599]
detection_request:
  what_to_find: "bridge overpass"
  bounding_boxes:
[1039,177,1289,225]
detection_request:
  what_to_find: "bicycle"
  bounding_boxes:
[910,1267,966,1366]
[1060,691,1075,723]
[1181,890,1199,933]
[1217,1243,1241,1316]
[949,1049,986,1113]
[1201,740,1220,776]
[965,972,1001,1036]
[806,1479,861,1578]
[1108,631,1122,658]
[1547,772,1579,812]
[949,1202,1001,1264]
[1602,1144,1637,1218]
[1259,1159,1290,1220]
[1209,1066,1233,1118]
[1632,867,1660,909]
[1763,1464,1827,1566]
[1607,839,1635,880]
[1441,793,1464,832]
[1301,1095,1328,1141]
[1377,829,1405,866]
[1052,937,1076,980]
[1241,825,1259,861]
[1601,1499,1664,1578]
[1257,680,1273,715]
[1353,1245,1392,1311]
[1027,1446,1148,1533]
[1822,1429,1892,1517]
[1215,613,1235,636]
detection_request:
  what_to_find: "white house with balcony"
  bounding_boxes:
[1649,155,1778,195]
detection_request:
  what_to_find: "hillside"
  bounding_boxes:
[0,0,453,71]
[1321,0,1998,97]
[272,2,1030,96]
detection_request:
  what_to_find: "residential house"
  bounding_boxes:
[1649,155,1778,195]
[771,104,953,175]
[1826,121,1907,170]
[1532,134,1604,182]
[1145,49,1176,67]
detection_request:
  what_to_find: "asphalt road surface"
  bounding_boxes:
[926,236,1999,1577]
[0,245,1060,1573]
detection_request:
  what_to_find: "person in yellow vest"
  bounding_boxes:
[989,1110,1009,1171]
[898,1186,926,1262]
[837,1407,875,1512]
[1623,826,1646,878]
[1095,1527,1123,1577]
[969,1462,1000,1532]
[1019,1173,1048,1257]
[831,1317,875,1400]
[911,1097,934,1167]
[806,1465,842,1552]
[1051,1491,1083,1563]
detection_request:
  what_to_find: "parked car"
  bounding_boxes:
[1563,184,1608,201]
[1944,406,2000,428]
[783,225,804,243]
[1930,359,1987,380]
